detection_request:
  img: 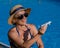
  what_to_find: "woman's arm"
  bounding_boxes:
[8,29,40,48]
[31,24,47,48]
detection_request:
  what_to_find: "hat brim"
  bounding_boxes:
[8,8,31,25]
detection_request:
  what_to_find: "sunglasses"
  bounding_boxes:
[16,13,28,20]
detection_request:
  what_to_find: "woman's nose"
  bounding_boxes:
[23,16,26,19]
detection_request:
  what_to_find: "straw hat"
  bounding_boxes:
[8,4,31,25]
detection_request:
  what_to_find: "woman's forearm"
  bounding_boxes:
[22,34,40,48]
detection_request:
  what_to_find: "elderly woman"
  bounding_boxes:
[8,4,47,48]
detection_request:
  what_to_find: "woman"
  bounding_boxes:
[8,4,47,48]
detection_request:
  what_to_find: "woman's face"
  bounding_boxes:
[15,10,28,25]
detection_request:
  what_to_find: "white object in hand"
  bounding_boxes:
[41,21,52,26]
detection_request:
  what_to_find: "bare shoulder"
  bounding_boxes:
[8,27,16,37]
[27,24,36,28]
[27,24,38,36]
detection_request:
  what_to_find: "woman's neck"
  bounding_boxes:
[16,24,27,30]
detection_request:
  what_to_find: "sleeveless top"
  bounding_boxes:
[9,25,38,48]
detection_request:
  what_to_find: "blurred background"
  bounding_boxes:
[0,0,60,48]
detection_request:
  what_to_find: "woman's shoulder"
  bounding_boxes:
[8,27,16,36]
[27,24,36,28]
[9,26,16,32]
[27,24,38,36]
[27,24,35,27]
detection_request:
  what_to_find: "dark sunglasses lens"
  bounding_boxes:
[17,13,28,20]
[24,13,28,17]
[17,15,23,19]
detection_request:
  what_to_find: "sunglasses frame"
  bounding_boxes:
[15,13,28,20]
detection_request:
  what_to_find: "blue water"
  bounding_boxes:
[0,0,60,48]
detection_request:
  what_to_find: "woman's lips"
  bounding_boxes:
[22,19,26,22]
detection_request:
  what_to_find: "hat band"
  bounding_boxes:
[10,7,24,15]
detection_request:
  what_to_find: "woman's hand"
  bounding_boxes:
[38,25,48,35]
